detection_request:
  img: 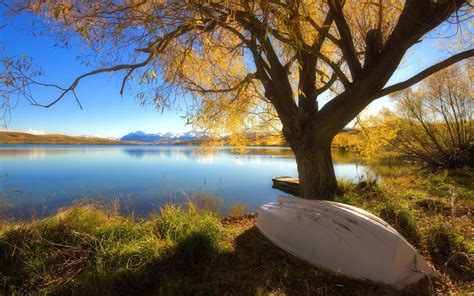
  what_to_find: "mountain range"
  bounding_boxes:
[120,131,205,143]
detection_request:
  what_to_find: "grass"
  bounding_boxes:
[378,202,421,246]
[426,222,474,278]
[0,205,411,296]
[1,170,473,295]
[340,170,474,286]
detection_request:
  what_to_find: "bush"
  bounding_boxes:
[393,64,473,169]
[154,205,221,264]
[379,203,420,246]
[426,223,473,277]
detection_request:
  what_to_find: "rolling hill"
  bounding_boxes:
[0,131,130,145]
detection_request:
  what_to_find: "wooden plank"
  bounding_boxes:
[272,176,300,196]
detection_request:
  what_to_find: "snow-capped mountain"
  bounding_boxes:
[120,131,204,143]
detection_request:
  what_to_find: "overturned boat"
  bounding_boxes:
[256,196,439,289]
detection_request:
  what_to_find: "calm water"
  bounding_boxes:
[0,145,379,218]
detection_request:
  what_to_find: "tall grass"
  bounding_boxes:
[154,204,222,264]
[378,202,420,246]
[0,202,224,294]
[426,222,473,279]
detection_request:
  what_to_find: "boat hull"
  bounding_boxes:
[256,197,439,289]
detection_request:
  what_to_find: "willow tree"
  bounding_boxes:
[394,63,473,168]
[3,0,473,199]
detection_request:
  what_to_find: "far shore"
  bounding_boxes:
[0,131,290,146]
[1,131,357,149]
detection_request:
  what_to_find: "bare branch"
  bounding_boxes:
[375,49,474,99]
[31,54,154,108]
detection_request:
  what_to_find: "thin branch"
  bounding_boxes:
[374,49,474,99]
[31,54,154,108]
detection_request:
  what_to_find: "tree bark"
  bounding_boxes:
[290,138,338,200]
[279,88,339,200]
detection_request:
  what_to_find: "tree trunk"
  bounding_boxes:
[292,141,338,200]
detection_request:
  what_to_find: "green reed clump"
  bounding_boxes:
[0,203,224,294]
[379,202,420,246]
[337,178,356,193]
[154,205,221,264]
[426,222,473,278]
[335,192,360,205]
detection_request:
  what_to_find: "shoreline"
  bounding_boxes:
[1,171,472,295]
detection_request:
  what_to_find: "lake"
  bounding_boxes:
[0,145,386,218]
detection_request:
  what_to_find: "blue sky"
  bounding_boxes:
[0,12,467,138]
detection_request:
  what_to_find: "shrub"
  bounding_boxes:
[393,64,473,169]
[426,223,473,277]
[379,203,420,246]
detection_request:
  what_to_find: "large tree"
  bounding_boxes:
[2,0,473,199]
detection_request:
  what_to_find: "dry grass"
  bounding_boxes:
[0,131,132,145]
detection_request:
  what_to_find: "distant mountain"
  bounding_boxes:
[120,131,204,143]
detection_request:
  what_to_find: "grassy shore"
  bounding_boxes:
[1,171,472,295]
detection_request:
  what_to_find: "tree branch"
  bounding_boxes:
[31,54,155,108]
[311,11,334,53]
[316,72,338,96]
[185,73,256,94]
[374,49,474,99]
[327,0,362,78]
[314,53,350,89]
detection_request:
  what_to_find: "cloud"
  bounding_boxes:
[1,128,45,135]
[27,128,46,135]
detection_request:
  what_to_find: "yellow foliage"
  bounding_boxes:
[228,133,249,154]
[356,110,401,163]
[332,132,360,151]
[332,110,402,163]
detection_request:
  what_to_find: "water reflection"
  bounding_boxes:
[0,146,111,159]
[0,145,388,217]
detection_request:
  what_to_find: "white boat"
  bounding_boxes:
[256,196,439,289]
